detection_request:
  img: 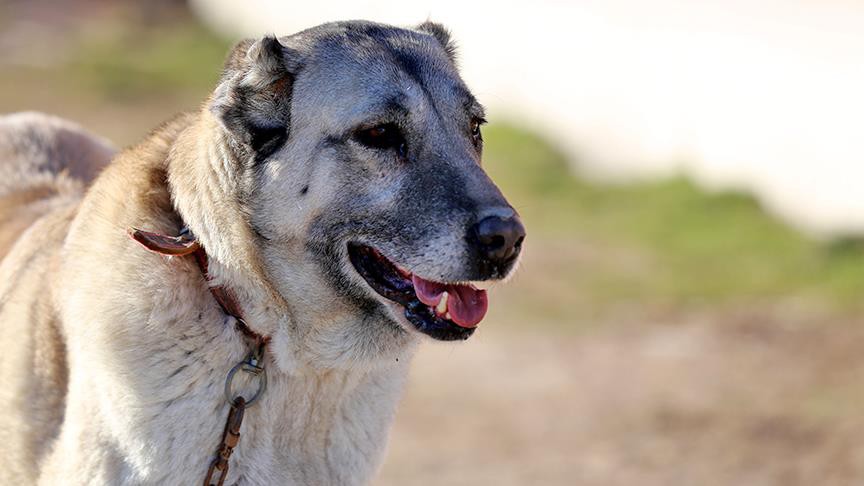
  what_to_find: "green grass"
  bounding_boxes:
[483,124,864,314]
[64,20,233,99]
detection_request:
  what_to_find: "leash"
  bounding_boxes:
[129,227,270,486]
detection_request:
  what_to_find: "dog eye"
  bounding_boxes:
[470,117,485,145]
[356,123,407,157]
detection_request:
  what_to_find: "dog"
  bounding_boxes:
[0,21,524,485]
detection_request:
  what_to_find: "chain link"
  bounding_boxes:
[204,396,246,486]
[224,345,268,407]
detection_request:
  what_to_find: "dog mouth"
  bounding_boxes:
[347,243,488,341]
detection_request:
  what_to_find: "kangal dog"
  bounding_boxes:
[0,21,524,485]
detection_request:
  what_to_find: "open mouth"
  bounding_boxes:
[347,243,488,341]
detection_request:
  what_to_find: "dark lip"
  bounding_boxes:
[347,243,476,341]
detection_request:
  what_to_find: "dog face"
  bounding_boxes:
[211,21,525,363]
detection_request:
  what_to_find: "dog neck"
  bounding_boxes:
[145,113,412,482]
[167,113,290,336]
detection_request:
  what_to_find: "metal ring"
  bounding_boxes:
[224,359,267,407]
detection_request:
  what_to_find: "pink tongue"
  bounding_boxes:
[411,275,489,328]
[446,284,489,328]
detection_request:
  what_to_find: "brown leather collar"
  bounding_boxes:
[129,227,268,345]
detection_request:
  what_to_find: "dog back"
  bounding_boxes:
[0,112,115,258]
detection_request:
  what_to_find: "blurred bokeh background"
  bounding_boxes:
[3,1,864,484]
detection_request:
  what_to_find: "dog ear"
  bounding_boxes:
[211,36,299,161]
[416,21,457,62]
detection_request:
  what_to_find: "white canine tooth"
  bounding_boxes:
[436,292,449,314]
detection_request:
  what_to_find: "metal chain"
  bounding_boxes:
[203,344,268,486]
[204,396,246,486]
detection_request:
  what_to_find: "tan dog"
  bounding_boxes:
[0,21,524,485]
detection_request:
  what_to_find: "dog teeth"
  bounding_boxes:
[436,292,449,315]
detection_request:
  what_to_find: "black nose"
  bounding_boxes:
[471,213,526,267]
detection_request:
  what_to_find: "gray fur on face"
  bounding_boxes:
[209,21,519,346]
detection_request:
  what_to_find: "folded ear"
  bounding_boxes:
[415,21,457,62]
[210,36,299,161]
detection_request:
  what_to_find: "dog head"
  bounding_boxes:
[206,21,525,366]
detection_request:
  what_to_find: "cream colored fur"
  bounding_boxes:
[0,111,415,485]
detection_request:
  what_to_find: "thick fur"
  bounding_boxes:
[0,21,519,485]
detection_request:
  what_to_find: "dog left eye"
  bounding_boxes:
[356,123,407,157]
[470,117,484,145]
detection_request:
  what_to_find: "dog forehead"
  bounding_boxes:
[289,22,466,113]
[299,21,444,59]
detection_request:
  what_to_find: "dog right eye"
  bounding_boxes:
[355,124,407,157]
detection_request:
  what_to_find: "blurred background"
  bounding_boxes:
[2,0,864,484]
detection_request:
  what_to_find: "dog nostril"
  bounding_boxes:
[486,235,506,249]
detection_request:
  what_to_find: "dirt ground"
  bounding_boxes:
[376,313,864,486]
